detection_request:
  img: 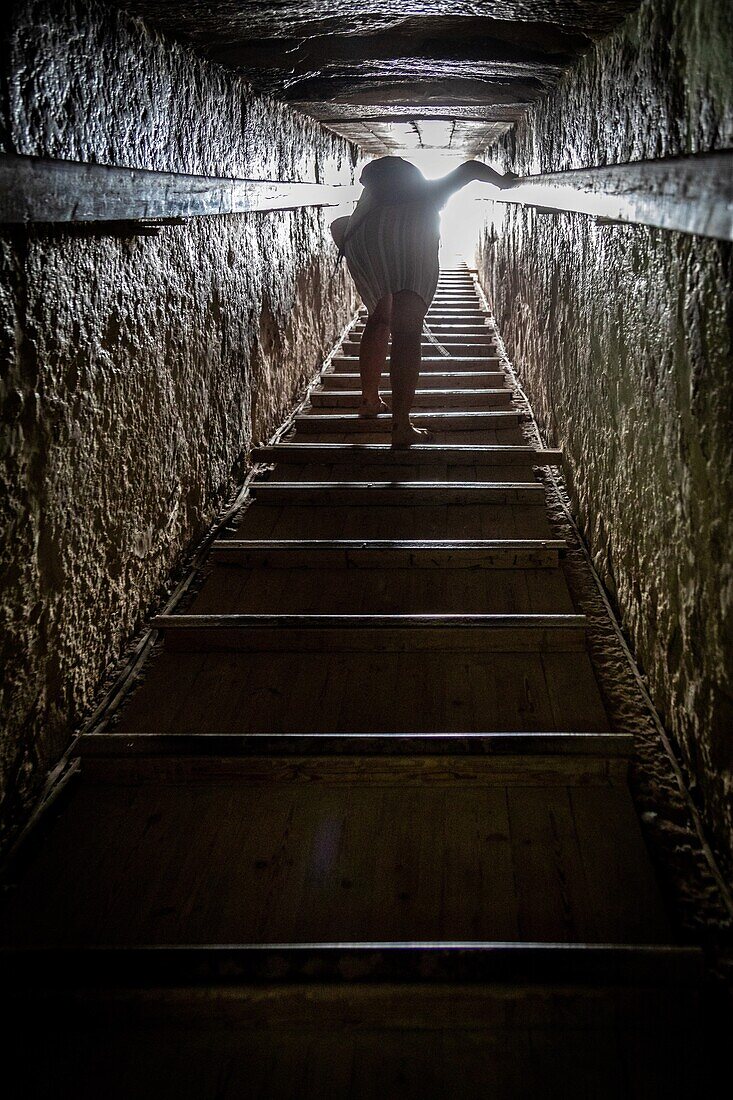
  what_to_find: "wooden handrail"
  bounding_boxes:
[0,153,360,224]
[483,150,733,241]
[2,149,730,241]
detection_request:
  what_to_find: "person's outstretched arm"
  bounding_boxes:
[429,160,516,206]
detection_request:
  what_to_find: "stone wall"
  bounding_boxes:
[0,0,359,837]
[476,0,733,875]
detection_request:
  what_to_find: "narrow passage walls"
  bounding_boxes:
[0,0,359,837]
[476,0,733,876]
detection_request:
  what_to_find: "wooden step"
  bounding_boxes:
[250,482,546,506]
[294,410,523,432]
[430,303,483,311]
[349,327,497,341]
[425,307,486,315]
[2,943,702,989]
[5,983,706,1100]
[75,731,633,759]
[330,356,503,372]
[152,613,587,652]
[76,748,628,786]
[310,389,514,409]
[252,444,562,466]
[358,312,489,323]
[345,333,497,346]
[319,371,508,389]
[71,732,634,783]
[340,341,497,356]
[209,538,566,569]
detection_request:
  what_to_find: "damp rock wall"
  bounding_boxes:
[0,0,359,836]
[476,0,733,875]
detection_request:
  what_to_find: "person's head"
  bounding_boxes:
[359,156,424,196]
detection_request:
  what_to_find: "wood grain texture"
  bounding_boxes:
[0,269,689,1090]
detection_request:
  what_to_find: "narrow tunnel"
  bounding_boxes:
[1,1,732,1095]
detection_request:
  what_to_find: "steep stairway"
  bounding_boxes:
[1,267,706,1097]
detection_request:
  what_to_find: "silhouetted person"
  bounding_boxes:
[331,157,514,447]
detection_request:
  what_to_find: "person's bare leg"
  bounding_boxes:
[390,290,430,446]
[358,294,392,417]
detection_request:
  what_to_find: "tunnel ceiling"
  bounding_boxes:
[114,2,641,159]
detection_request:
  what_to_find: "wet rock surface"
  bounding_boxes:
[477,0,733,878]
[0,0,359,838]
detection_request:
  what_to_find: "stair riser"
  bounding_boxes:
[351,330,497,342]
[252,445,562,466]
[250,486,546,506]
[330,359,502,372]
[310,391,514,409]
[294,413,522,432]
[210,544,563,569]
[341,344,498,357]
[321,372,508,389]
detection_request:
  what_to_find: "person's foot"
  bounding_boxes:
[357,397,390,418]
[391,421,433,448]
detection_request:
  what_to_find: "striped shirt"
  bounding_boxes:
[341,185,443,313]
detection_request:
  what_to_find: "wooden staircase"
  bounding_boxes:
[1,267,706,1097]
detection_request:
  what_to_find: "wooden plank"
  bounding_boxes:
[208,539,565,569]
[540,652,612,733]
[1,944,703,987]
[111,650,588,734]
[182,562,574,616]
[349,332,498,346]
[310,389,514,408]
[492,149,733,243]
[252,444,561,466]
[353,325,494,335]
[78,754,628,787]
[75,732,634,758]
[320,371,508,388]
[507,787,598,942]
[424,305,486,311]
[330,357,501,372]
[249,482,546,506]
[341,341,498,356]
[152,613,587,653]
[5,980,697,1030]
[294,411,523,432]
[232,501,554,541]
[0,153,361,224]
[569,788,672,941]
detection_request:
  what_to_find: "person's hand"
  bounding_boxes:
[499,171,520,189]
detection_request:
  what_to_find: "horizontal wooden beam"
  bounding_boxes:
[0,154,360,224]
[76,751,629,786]
[209,539,566,569]
[492,150,733,241]
[152,613,587,653]
[309,388,514,408]
[74,732,632,758]
[293,410,523,432]
[249,481,545,505]
[251,444,562,465]
[2,943,703,989]
[330,357,501,372]
[321,372,508,388]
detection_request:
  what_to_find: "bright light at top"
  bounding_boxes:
[408,150,467,179]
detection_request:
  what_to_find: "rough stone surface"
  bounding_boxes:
[0,0,359,839]
[114,3,640,44]
[113,2,641,153]
[476,0,733,877]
